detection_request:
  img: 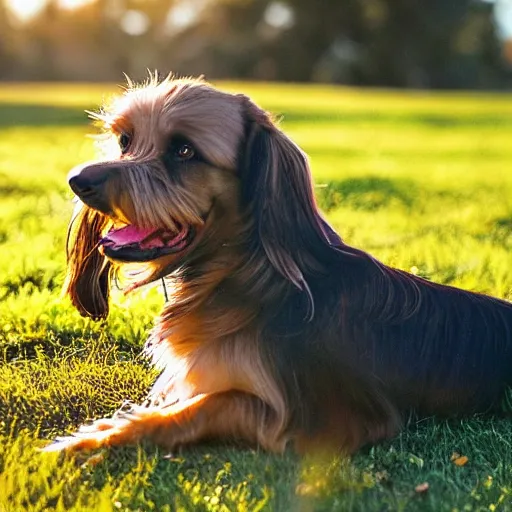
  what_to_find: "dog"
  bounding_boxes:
[45,75,512,455]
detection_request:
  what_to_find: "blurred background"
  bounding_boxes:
[1,0,512,89]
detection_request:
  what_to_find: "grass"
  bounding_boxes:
[1,80,512,511]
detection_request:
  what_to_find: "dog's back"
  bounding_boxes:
[354,261,512,414]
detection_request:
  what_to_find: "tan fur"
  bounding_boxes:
[102,76,245,169]
[47,75,402,456]
[46,75,298,454]
[64,202,111,319]
[57,392,286,453]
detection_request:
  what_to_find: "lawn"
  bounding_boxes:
[1,80,512,511]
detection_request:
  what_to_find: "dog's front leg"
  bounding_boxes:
[42,391,287,454]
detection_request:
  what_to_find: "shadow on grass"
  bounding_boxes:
[275,109,512,127]
[0,324,144,363]
[473,216,512,250]
[2,102,510,130]
[0,171,69,199]
[316,176,416,212]
[0,103,91,127]
[0,268,61,301]
[0,182,38,196]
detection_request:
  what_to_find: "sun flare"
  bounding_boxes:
[7,0,94,21]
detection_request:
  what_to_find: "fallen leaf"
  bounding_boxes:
[453,455,468,467]
[415,482,429,493]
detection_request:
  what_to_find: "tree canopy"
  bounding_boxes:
[0,0,509,88]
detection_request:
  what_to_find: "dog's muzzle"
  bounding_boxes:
[68,161,119,213]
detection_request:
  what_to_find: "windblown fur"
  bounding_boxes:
[47,74,512,455]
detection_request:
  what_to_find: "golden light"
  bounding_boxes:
[7,0,45,21]
[6,0,94,21]
[58,0,95,10]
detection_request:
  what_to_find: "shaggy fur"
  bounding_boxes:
[45,75,512,455]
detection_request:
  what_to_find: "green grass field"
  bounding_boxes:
[1,81,512,511]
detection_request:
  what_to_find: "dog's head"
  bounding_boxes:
[65,76,338,320]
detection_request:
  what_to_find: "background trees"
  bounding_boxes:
[0,0,510,89]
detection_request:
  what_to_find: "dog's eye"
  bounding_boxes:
[119,132,131,153]
[175,143,195,161]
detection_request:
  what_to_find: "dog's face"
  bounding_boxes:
[70,79,245,265]
[65,76,334,320]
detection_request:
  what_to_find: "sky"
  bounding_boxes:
[493,0,512,39]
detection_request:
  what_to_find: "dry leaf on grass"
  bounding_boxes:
[415,482,429,493]
[450,452,469,466]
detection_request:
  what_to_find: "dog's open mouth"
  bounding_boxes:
[100,224,195,262]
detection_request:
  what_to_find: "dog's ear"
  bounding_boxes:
[240,98,339,303]
[63,203,111,320]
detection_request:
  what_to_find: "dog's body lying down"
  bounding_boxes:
[45,76,512,455]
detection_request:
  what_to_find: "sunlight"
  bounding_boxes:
[6,0,45,21]
[494,0,512,40]
[6,0,93,21]
[58,0,94,10]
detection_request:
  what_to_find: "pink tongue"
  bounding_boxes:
[101,224,189,250]
[104,225,157,246]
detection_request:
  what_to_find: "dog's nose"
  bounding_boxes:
[68,163,107,195]
[68,162,113,212]
[69,173,107,198]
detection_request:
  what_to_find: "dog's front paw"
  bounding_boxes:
[41,406,162,454]
[41,418,121,453]
[41,435,98,453]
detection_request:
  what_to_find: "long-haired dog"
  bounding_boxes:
[45,76,512,455]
